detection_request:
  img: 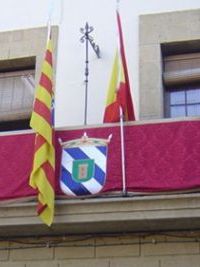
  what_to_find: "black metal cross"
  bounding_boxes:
[80,22,100,125]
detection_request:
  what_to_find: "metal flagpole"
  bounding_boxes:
[47,0,55,40]
[80,23,100,125]
[117,0,127,196]
[119,106,127,196]
[47,0,57,127]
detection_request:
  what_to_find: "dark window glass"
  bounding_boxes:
[166,85,200,118]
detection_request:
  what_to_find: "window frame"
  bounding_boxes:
[165,84,200,118]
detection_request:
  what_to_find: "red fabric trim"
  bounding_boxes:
[34,135,46,151]
[45,49,53,66]
[116,11,135,121]
[104,82,133,122]
[1,121,200,201]
[33,99,51,126]
[39,73,53,95]
[56,121,200,194]
[37,202,47,215]
[117,82,131,121]
[103,101,120,122]
[42,161,55,189]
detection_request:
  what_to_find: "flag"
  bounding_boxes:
[103,11,135,122]
[29,32,55,226]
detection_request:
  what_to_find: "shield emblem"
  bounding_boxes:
[59,133,112,197]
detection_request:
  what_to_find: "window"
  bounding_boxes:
[163,52,200,118]
[165,85,200,118]
[0,57,35,131]
[0,26,58,131]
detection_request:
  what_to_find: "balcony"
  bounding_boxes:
[0,117,200,237]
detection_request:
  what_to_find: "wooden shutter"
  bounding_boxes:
[163,53,200,86]
[0,70,35,122]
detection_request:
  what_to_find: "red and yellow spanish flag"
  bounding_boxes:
[29,32,55,226]
[103,11,135,122]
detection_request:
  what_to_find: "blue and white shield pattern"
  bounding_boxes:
[59,134,111,197]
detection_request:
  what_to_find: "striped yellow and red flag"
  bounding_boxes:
[103,11,135,122]
[29,32,55,226]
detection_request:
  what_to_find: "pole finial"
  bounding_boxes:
[116,0,120,11]
[48,0,55,22]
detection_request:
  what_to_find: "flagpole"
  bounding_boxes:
[119,106,127,196]
[47,0,55,40]
[47,20,51,40]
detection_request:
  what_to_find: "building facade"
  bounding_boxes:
[0,1,200,267]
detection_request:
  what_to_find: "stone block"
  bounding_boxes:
[58,259,109,267]
[139,61,162,88]
[161,255,200,267]
[95,236,140,258]
[26,261,58,267]
[110,257,159,267]
[10,245,54,261]
[12,30,24,42]
[55,237,95,259]
[0,263,26,267]
[140,44,161,63]
[141,239,199,256]
[0,32,12,43]
[55,246,95,259]
[139,13,166,45]
[0,46,10,59]
[9,41,33,58]
[0,242,9,261]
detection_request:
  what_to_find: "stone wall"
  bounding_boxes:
[0,233,200,267]
[139,9,200,120]
[0,26,58,84]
